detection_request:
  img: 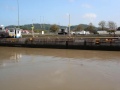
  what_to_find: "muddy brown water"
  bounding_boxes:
[0,47,120,90]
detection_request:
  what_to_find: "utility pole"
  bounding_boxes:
[17,0,19,28]
[31,20,34,37]
[43,16,45,30]
[40,16,42,29]
[40,16,42,35]
[68,14,71,36]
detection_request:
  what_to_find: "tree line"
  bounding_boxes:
[6,21,120,34]
[50,21,119,34]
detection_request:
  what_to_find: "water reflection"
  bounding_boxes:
[0,47,22,67]
[0,46,120,68]
[0,46,120,60]
[10,53,22,61]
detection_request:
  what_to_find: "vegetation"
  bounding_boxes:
[74,24,83,31]
[6,20,119,35]
[98,20,117,35]
[98,21,106,30]
[6,24,64,31]
[6,24,90,31]
[117,27,120,30]
[85,23,97,34]
[71,24,89,31]
[49,24,59,33]
[107,21,117,34]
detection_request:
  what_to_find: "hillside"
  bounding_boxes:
[6,23,93,31]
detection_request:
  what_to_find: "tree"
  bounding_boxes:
[20,26,29,30]
[117,27,120,30]
[98,21,106,30]
[50,24,59,33]
[74,24,83,31]
[85,23,97,34]
[107,21,117,35]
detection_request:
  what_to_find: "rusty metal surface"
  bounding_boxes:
[0,37,120,50]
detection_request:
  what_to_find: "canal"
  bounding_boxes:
[0,47,120,90]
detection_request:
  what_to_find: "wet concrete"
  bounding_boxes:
[0,47,120,90]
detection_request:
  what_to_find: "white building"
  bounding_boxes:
[97,30,120,34]
[97,30,109,34]
[71,30,90,35]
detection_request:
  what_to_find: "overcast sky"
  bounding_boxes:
[0,0,120,27]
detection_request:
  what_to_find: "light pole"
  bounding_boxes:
[68,14,71,36]
[17,0,19,28]
[32,19,34,37]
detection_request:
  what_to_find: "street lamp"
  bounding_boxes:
[17,0,19,28]
[68,14,71,36]
[31,19,34,37]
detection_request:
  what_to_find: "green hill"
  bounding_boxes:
[6,23,95,31]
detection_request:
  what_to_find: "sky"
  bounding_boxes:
[0,0,120,27]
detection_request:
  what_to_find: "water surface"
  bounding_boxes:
[0,47,120,90]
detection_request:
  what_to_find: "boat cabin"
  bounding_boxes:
[8,28,22,38]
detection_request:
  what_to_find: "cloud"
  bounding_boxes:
[81,4,92,8]
[83,13,97,19]
[66,13,70,16]
[68,0,75,2]
[5,6,17,11]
